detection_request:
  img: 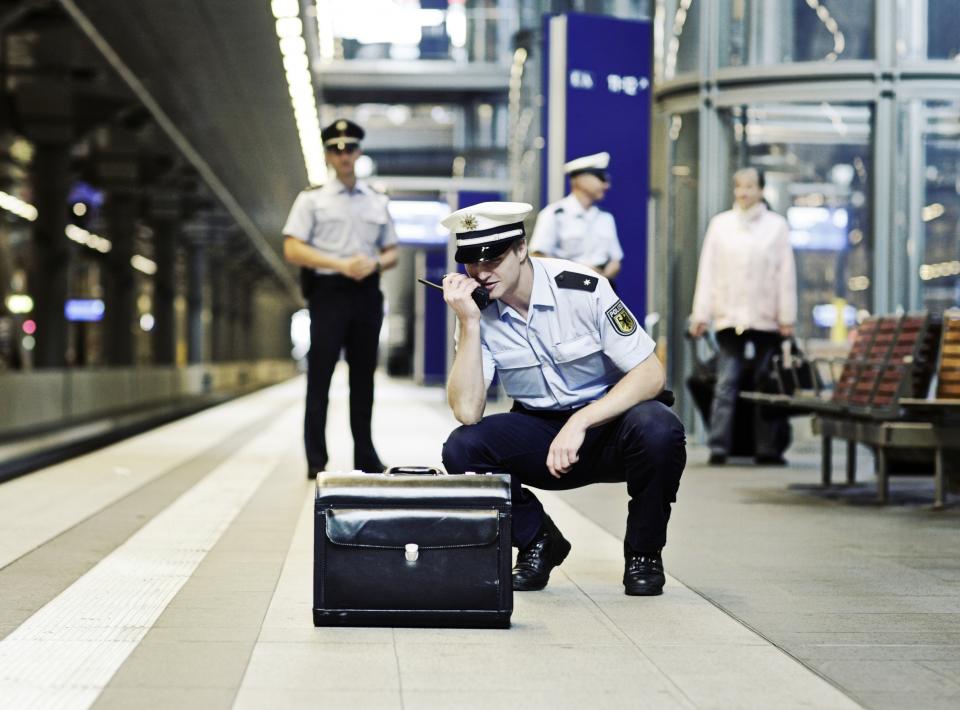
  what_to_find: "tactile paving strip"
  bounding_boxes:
[0,407,300,710]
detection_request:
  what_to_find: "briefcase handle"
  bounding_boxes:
[384,466,445,476]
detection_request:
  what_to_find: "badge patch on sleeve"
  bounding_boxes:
[605,300,637,336]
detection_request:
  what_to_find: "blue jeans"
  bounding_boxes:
[442,400,686,552]
[708,328,787,458]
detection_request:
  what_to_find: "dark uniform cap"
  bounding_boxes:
[442,201,533,264]
[321,118,365,150]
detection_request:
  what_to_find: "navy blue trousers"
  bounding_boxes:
[305,273,382,470]
[442,400,686,552]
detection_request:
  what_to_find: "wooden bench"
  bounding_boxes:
[811,311,960,508]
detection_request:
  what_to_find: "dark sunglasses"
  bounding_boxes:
[327,144,359,155]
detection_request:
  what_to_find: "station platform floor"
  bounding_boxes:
[1,367,958,710]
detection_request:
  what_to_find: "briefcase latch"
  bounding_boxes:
[405,543,419,562]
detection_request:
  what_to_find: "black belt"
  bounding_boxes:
[301,268,379,298]
[510,390,675,420]
[510,401,584,421]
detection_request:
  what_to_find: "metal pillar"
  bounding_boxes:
[102,189,138,365]
[149,192,180,365]
[186,232,208,364]
[30,143,72,368]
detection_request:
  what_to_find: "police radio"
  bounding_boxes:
[417,277,490,311]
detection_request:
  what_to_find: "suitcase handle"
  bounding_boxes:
[384,466,444,476]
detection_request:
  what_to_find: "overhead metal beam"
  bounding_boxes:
[370,175,510,194]
[314,60,510,92]
[57,0,300,302]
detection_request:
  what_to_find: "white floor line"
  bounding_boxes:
[0,379,303,569]
[0,404,302,710]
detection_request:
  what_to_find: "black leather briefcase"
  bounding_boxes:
[313,467,512,628]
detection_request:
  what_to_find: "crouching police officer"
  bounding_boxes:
[282,118,398,478]
[439,202,686,596]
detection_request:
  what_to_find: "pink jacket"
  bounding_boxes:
[691,203,797,333]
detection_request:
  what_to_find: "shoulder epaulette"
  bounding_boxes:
[304,184,323,191]
[553,206,565,214]
[555,271,598,292]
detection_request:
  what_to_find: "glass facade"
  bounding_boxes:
[719,0,875,66]
[652,0,960,429]
[896,0,960,61]
[721,103,873,340]
[897,99,960,313]
[656,0,700,80]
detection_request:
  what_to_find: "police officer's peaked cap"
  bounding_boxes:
[442,201,533,264]
[564,151,610,180]
[321,118,365,150]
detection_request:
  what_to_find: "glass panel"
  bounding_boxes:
[719,0,874,67]
[896,0,960,61]
[914,100,960,314]
[314,0,519,64]
[720,103,873,341]
[655,0,700,81]
[666,111,700,390]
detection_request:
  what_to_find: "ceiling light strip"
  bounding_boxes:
[272,0,326,185]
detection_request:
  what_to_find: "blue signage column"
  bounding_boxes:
[541,13,652,317]
[420,245,448,384]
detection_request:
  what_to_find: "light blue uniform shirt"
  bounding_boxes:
[478,257,655,410]
[282,178,397,274]
[529,194,624,268]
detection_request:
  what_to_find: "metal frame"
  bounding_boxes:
[813,416,957,509]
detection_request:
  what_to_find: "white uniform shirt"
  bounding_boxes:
[690,203,797,333]
[282,178,397,274]
[529,194,624,268]
[476,257,655,410]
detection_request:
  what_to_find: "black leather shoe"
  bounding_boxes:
[708,452,727,465]
[307,463,326,480]
[512,514,571,592]
[354,452,385,472]
[623,551,665,596]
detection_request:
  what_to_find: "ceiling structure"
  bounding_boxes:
[0,0,512,301]
[63,0,307,298]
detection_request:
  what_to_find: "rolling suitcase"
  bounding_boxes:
[313,466,513,628]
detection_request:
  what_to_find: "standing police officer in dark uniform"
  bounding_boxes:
[439,202,686,596]
[283,119,398,478]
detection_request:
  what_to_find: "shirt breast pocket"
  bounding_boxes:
[359,211,387,247]
[493,348,548,399]
[552,332,606,389]
[312,207,349,251]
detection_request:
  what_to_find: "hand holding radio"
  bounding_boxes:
[418,276,490,313]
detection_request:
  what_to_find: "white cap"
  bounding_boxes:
[564,151,610,175]
[441,201,533,264]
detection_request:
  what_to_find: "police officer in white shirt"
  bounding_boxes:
[689,167,797,466]
[282,118,399,478]
[529,152,624,281]
[440,202,685,596]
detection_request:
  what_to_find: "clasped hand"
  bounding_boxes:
[547,417,586,478]
[341,255,378,280]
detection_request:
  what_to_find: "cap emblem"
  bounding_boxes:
[460,214,479,231]
[336,120,347,131]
